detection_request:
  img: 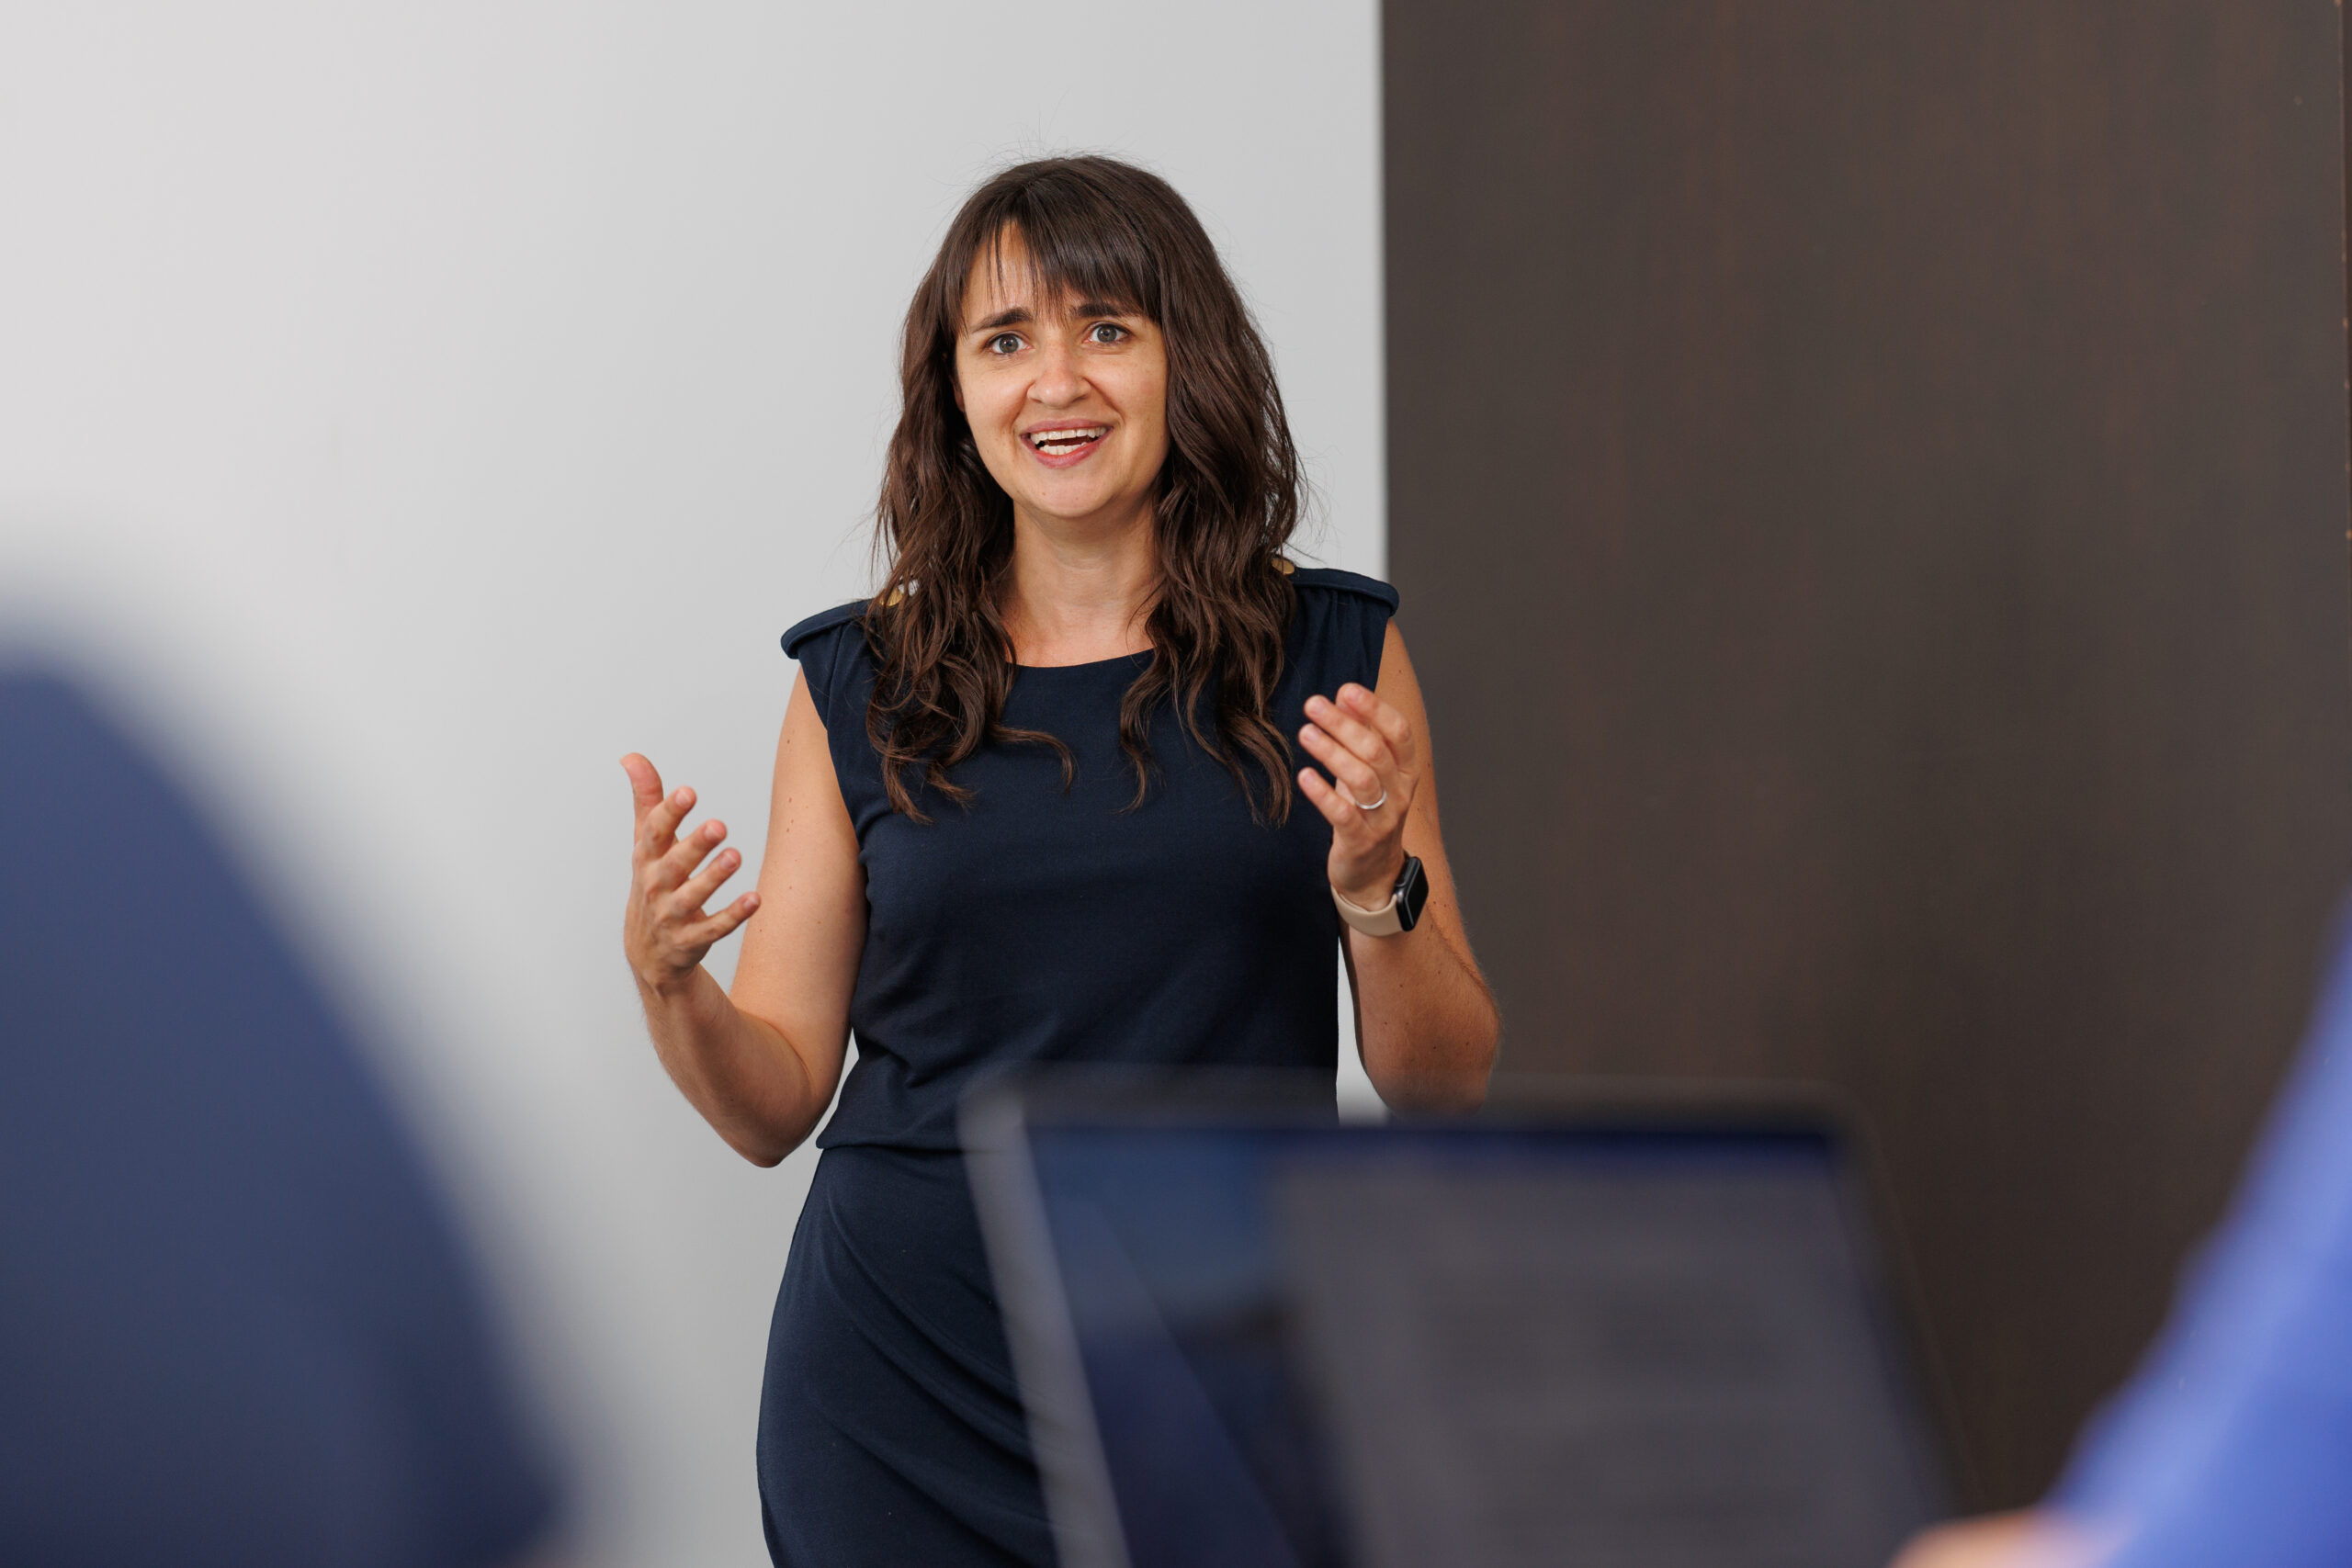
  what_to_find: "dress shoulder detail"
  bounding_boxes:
[1287,567,1400,615]
[782,600,870,660]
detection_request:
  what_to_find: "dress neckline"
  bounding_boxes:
[1012,649,1153,674]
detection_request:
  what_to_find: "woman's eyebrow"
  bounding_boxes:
[970,306,1034,333]
[968,299,1139,334]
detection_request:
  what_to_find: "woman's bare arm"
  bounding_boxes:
[621,671,865,1166]
[1300,622,1499,1111]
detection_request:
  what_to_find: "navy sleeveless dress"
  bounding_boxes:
[757,570,1396,1566]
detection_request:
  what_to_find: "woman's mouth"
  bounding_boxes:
[1024,425,1108,465]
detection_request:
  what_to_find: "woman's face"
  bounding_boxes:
[954,233,1170,535]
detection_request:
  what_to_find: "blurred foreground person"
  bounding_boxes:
[0,671,558,1568]
[1895,906,2352,1568]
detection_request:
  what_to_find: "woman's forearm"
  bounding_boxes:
[1349,924,1498,1111]
[636,965,830,1166]
[1301,633,1496,1113]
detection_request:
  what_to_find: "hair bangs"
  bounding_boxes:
[1000,189,1158,322]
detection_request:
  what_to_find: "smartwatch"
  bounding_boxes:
[1332,855,1428,936]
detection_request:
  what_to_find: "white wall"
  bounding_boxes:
[0,5,1383,1564]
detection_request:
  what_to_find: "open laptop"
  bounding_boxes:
[963,1076,1960,1568]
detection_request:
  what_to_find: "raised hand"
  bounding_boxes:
[622,752,762,994]
[1296,682,1419,908]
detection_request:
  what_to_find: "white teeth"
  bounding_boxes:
[1028,426,1106,451]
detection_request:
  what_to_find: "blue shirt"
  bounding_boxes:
[2054,903,2352,1567]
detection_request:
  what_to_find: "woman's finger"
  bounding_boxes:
[1337,683,1418,771]
[681,891,762,949]
[1298,721,1388,807]
[1301,764,1388,843]
[639,783,698,859]
[1297,767,1362,833]
[1298,714,1386,785]
[622,753,668,828]
[670,844,743,919]
[650,818,728,893]
[1303,694,1397,776]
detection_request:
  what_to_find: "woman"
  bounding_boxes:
[620,155,1498,1566]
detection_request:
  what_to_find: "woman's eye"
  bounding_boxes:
[988,333,1022,355]
[1087,322,1127,344]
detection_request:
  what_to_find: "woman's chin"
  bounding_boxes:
[1013,481,1152,533]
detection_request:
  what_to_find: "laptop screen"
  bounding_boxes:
[986,1111,1951,1568]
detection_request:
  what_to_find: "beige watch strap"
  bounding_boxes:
[1332,882,1406,937]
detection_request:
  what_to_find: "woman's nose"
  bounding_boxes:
[1029,344,1086,404]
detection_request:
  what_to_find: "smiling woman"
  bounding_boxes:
[869,161,1301,826]
[617,155,1498,1568]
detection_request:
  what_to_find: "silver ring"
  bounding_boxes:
[1342,785,1388,812]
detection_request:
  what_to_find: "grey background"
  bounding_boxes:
[0,5,1385,1562]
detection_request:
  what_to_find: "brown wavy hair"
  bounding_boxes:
[863,155,1303,823]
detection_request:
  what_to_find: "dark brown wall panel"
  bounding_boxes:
[1386,1,2352,1506]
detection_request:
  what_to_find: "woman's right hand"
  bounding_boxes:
[622,752,761,996]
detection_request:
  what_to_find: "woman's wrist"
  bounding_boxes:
[1333,850,1408,909]
[634,958,709,1010]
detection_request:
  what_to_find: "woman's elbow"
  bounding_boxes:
[720,1113,811,1169]
[1443,1041,1499,1111]
[1374,1029,1498,1114]
[725,1134,788,1168]
[1446,1002,1502,1106]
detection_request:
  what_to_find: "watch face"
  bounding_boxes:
[1396,855,1430,931]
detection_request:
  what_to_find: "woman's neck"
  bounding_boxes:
[1000,499,1159,667]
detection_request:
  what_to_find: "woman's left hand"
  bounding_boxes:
[1298,682,1420,908]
